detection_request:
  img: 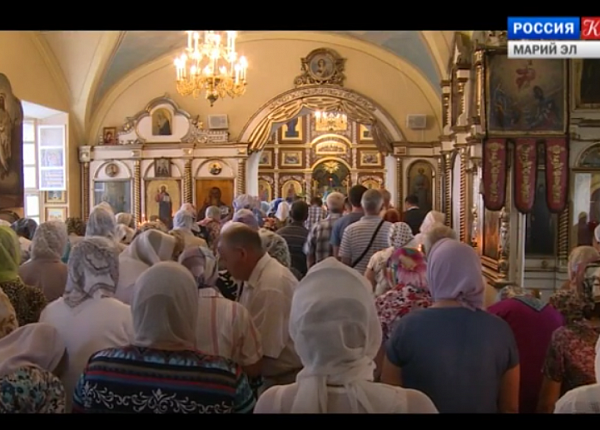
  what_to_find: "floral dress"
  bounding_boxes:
[375,284,432,341]
[0,366,66,413]
[0,278,47,326]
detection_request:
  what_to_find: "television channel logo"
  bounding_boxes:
[582,17,600,39]
[507,17,579,40]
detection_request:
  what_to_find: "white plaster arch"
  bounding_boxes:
[93,159,132,180]
[88,31,443,146]
[575,142,600,167]
[142,159,182,178]
[195,159,235,178]
[420,31,454,80]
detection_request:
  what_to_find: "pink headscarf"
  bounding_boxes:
[426,238,484,310]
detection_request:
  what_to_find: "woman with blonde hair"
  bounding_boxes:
[414,210,445,252]
[255,258,437,413]
[19,221,69,302]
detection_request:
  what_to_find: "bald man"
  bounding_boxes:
[218,224,301,391]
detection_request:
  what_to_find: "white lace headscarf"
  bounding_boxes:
[172,209,199,232]
[289,257,398,413]
[30,221,68,260]
[86,205,118,241]
[115,213,135,229]
[131,261,198,350]
[387,222,414,248]
[63,236,119,308]
[419,210,445,234]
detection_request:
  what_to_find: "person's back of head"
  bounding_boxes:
[405,194,419,208]
[219,223,265,280]
[310,196,323,207]
[361,189,384,215]
[326,192,345,214]
[381,189,392,205]
[348,185,368,208]
[232,209,259,230]
[383,209,401,223]
[422,223,457,254]
[290,200,309,223]
[205,205,221,220]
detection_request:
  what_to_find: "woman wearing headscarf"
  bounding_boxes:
[178,246,262,379]
[116,223,135,245]
[365,222,415,295]
[254,257,437,413]
[19,221,69,303]
[0,226,47,325]
[554,336,600,413]
[39,237,134,411]
[171,209,207,248]
[537,246,600,412]
[198,206,222,253]
[413,210,444,252]
[115,212,135,228]
[373,248,431,377]
[116,229,179,304]
[0,289,17,339]
[381,239,520,413]
[131,220,167,242]
[73,262,256,413]
[61,217,86,263]
[11,218,37,262]
[86,205,125,251]
[0,323,67,413]
[488,286,563,413]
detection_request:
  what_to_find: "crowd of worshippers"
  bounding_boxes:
[1,186,600,413]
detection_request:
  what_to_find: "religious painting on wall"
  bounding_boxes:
[572,170,600,248]
[145,179,180,229]
[151,108,172,136]
[485,54,567,135]
[359,124,372,141]
[258,179,273,202]
[0,74,23,209]
[154,158,171,177]
[280,116,303,142]
[281,179,303,199]
[525,169,556,256]
[102,127,117,145]
[407,160,433,212]
[258,150,272,167]
[94,181,132,214]
[195,179,234,220]
[281,150,303,168]
[572,59,600,109]
[312,160,350,196]
[483,208,500,260]
[358,151,381,167]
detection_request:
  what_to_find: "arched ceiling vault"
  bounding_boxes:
[36,30,456,141]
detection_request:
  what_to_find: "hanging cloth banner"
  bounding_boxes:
[544,137,569,213]
[513,138,538,213]
[482,138,508,211]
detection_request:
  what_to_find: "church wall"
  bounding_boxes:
[93,37,441,145]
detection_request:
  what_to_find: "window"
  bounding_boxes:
[38,125,66,190]
[22,120,40,224]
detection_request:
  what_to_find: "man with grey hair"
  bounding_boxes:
[421,223,458,254]
[304,191,345,268]
[339,189,391,275]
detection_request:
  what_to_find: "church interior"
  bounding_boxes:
[0,30,594,299]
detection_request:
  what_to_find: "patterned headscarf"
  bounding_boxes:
[11,218,37,240]
[549,289,593,324]
[387,222,414,249]
[30,221,68,261]
[65,217,86,236]
[86,206,118,240]
[0,226,20,283]
[63,237,119,308]
[259,229,291,268]
[178,246,219,289]
[0,289,17,340]
[385,247,427,290]
[233,194,258,211]
[115,213,135,229]
[568,246,600,290]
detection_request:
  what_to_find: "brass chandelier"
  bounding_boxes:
[174,31,247,106]
[314,111,348,131]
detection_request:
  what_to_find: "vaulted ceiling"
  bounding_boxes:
[36,30,455,140]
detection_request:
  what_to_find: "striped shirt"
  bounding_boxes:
[197,288,262,367]
[277,222,309,277]
[339,215,391,275]
[304,213,343,264]
[305,206,324,231]
[72,346,256,413]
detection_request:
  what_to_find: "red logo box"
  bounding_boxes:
[582,17,600,39]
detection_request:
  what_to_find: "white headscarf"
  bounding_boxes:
[173,209,200,232]
[132,262,198,350]
[115,213,134,229]
[116,224,135,244]
[86,206,118,240]
[30,221,68,260]
[388,222,414,248]
[419,210,445,234]
[117,230,177,304]
[0,323,66,378]
[289,257,396,413]
[554,334,600,413]
[63,237,119,308]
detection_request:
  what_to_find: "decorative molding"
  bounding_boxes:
[184,160,192,204]
[436,155,443,212]
[82,163,90,219]
[294,48,346,87]
[133,160,141,224]
[443,151,452,226]
[558,205,569,267]
[498,206,510,279]
[459,146,469,242]
[237,159,246,195]
[396,157,403,205]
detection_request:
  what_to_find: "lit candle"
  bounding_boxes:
[187,31,192,48]
[234,64,240,83]
[193,32,199,51]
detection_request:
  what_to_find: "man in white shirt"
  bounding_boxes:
[218,223,302,390]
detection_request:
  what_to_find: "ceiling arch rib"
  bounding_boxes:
[88,31,443,146]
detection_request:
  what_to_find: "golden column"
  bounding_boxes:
[237,158,246,195]
[436,155,443,212]
[442,151,453,226]
[183,160,192,204]
[396,156,403,206]
[78,146,92,219]
[133,159,141,224]
[459,146,469,243]
[558,206,570,264]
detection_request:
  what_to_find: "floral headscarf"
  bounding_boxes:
[0,289,17,339]
[386,247,427,290]
[65,217,86,236]
[549,289,594,324]
[568,246,600,290]
[259,229,291,268]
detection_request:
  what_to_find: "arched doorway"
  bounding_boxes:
[311,158,351,197]
[240,85,404,203]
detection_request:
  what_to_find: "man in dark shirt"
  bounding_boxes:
[277,200,310,278]
[402,194,426,235]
